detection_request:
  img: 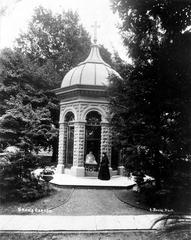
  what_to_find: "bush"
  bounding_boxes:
[0,152,49,202]
[132,170,145,187]
[139,177,191,212]
[41,166,55,175]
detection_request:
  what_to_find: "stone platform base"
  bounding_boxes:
[59,166,124,177]
[65,168,118,177]
[86,170,118,177]
[55,164,65,174]
[51,174,135,188]
[71,166,85,177]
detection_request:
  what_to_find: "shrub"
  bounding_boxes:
[0,152,49,202]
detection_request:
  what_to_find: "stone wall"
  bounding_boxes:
[100,122,112,166]
[58,122,67,165]
[73,121,86,167]
[57,100,115,175]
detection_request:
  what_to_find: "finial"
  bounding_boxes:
[91,21,100,44]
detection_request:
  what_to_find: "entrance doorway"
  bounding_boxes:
[85,111,101,164]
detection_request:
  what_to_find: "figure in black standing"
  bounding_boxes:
[98,152,110,180]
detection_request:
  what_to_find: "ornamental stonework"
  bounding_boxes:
[101,123,112,164]
[60,103,79,121]
[79,103,89,117]
[73,122,86,166]
[60,101,111,123]
[100,104,110,114]
[80,103,110,121]
[58,123,67,165]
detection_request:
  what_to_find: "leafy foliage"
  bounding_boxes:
[0,6,114,159]
[0,7,91,159]
[0,152,48,202]
[110,0,191,188]
[0,80,59,154]
[16,6,92,89]
[0,5,116,203]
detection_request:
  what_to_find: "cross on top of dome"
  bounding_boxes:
[60,21,120,88]
[91,21,100,44]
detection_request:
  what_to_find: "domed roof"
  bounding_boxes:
[61,44,119,88]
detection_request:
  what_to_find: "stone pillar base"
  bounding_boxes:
[71,166,85,177]
[56,164,65,174]
[118,166,125,176]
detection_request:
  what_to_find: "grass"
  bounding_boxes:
[115,187,191,214]
[0,186,73,215]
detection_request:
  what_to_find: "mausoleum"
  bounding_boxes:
[55,27,123,177]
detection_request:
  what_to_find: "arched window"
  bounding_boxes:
[85,111,101,165]
[86,111,101,125]
[65,112,74,167]
[65,112,74,123]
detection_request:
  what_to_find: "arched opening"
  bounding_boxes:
[65,112,74,168]
[85,111,101,165]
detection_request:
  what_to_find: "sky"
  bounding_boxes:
[0,0,128,60]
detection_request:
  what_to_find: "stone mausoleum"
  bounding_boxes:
[55,30,123,177]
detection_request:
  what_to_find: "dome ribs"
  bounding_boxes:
[69,66,78,86]
[94,64,97,85]
[61,44,119,88]
[79,63,87,85]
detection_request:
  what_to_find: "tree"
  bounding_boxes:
[16,6,92,89]
[0,151,49,202]
[14,6,116,88]
[110,0,191,188]
[0,6,114,161]
[15,6,113,88]
[0,6,91,159]
[0,86,59,153]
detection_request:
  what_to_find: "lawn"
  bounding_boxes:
[0,186,73,215]
[115,188,191,214]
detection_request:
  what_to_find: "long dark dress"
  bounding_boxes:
[98,154,110,180]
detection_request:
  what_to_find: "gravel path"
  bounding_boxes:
[49,189,148,215]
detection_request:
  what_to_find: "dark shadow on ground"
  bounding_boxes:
[115,188,191,215]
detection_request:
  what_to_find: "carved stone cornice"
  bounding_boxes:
[54,84,108,101]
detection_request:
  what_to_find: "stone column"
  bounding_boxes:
[56,122,67,174]
[71,121,86,177]
[100,122,112,168]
